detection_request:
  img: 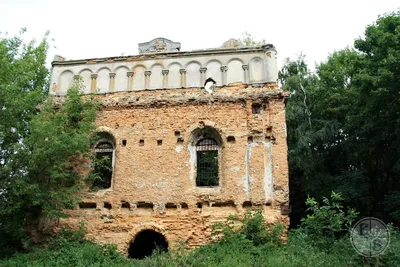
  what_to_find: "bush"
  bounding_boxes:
[298,191,358,251]
[212,210,285,247]
[2,195,399,266]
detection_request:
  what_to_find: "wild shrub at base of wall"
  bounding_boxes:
[2,208,399,267]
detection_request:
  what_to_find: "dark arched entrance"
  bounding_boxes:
[128,229,168,259]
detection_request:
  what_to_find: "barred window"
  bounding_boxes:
[196,138,219,187]
[95,142,113,153]
[93,139,114,189]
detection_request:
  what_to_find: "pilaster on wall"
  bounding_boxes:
[220,65,228,85]
[180,69,186,88]
[162,70,169,88]
[109,73,116,92]
[127,71,134,91]
[144,71,151,89]
[268,99,289,208]
[242,65,249,84]
[245,98,274,204]
[90,74,98,93]
[200,67,207,86]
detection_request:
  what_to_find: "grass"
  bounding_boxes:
[1,219,399,267]
[1,230,399,267]
[2,197,399,267]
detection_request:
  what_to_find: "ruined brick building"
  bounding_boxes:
[49,38,290,258]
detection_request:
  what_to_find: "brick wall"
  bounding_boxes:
[60,83,289,255]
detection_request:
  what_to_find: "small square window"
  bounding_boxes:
[121,201,130,209]
[266,126,272,136]
[227,136,236,143]
[252,103,262,114]
[157,140,162,146]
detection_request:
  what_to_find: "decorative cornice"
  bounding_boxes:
[242,64,249,70]
[144,71,152,76]
[109,72,116,78]
[162,70,169,75]
[51,46,269,66]
[179,69,186,74]
[90,74,98,79]
[74,75,80,80]
[200,67,207,73]
[127,71,134,77]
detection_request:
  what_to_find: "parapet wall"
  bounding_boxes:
[50,45,278,95]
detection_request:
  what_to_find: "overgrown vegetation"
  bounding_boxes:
[282,10,400,227]
[2,194,399,266]
[240,31,266,47]
[0,30,98,256]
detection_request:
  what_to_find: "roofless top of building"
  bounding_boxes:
[50,38,278,95]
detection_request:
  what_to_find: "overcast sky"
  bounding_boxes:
[1,0,399,70]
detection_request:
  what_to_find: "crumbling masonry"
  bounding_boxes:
[50,38,290,258]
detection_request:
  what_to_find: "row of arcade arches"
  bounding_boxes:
[57,57,265,94]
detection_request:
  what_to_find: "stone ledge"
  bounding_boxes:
[52,83,289,109]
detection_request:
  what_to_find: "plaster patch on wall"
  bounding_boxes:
[230,166,240,173]
[244,144,253,199]
[188,145,196,181]
[282,123,287,138]
[248,142,259,148]
[175,146,183,153]
[264,141,273,202]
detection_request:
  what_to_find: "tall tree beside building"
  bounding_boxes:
[0,31,97,257]
[282,10,400,226]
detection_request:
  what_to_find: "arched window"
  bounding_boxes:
[196,138,219,187]
[92,133,115,189]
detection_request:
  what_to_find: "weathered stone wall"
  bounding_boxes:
[60,83,289,255]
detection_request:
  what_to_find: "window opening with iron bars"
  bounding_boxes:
[93,141,113,189]
[196,138,219,186]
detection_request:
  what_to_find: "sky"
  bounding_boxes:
[1,0,399,70]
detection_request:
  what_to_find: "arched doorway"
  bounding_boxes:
[128,229,168,259]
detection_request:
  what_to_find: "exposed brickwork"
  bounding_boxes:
[59,83,289,255]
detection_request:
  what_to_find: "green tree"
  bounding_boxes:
[351,11,400,222]
[0,31,98,257]
[279,53,319,226]
[282,10,400,226]
[0,30,49,256]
